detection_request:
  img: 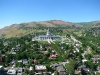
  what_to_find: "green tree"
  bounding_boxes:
[65,59,76,75]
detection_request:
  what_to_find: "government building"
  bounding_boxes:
[33,29,61,41]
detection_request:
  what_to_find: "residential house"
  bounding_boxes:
[75,41,82,47]
[33,59,37,64]
[97,66,100,71]
[23,59,28,65]
[92,55,100,63]
[17,68,23,75]
[29,66,33,71]
[56,65,67,75]
[77,65,86,71]
[3,42,9,46]
[49,54,57,59]
[35,65,47,75]
[12,45,21,52]
[82,59,88,63]
[12,52,16,55]
[46,46,52,50]
[7,69,16,75]
[18,60,22,63]
[59,61,69,66]
[77,65,90,73]
[50,63,60,69]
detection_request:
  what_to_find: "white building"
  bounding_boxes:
[35,65,47,75]
[17,68,23,75]
[7,69,16,75]
[33,29,61,41]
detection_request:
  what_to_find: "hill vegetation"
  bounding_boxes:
[0,20,100,38]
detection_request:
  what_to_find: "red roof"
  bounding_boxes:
[49,54,57,59]
[33,59,37,64]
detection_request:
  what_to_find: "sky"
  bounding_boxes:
[0,0,100,29]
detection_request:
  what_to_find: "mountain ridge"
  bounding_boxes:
[0,20,100,38]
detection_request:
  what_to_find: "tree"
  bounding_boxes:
[65,59,76,75]
[55,71,59,75]
[84,54,92,60]
[84,60,96,70]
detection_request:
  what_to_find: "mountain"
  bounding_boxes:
[0,20,99,38]
[89,21,100,36]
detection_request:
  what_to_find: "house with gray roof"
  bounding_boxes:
[56,65,67,75]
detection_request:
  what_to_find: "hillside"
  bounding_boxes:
[0,20,99,38]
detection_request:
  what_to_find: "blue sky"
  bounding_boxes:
[0,0,100,29]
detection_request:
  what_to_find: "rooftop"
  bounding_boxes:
[7,69,16,74]
[56,65,66,72]
[35,65,46,70]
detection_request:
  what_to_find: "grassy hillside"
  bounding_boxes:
[0,20,99,38]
